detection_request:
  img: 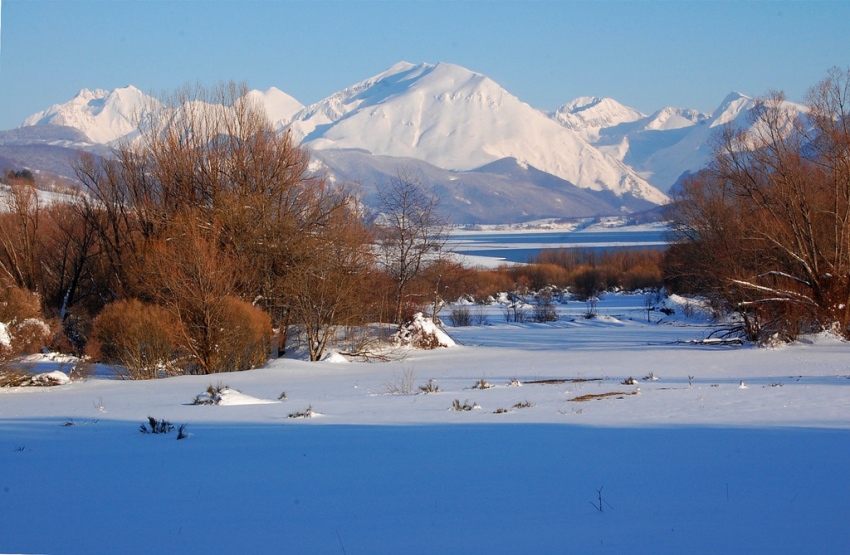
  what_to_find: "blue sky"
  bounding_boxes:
[0,0,848,131]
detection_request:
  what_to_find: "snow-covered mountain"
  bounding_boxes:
[22,86,152,144]
[11,62,671,219]
[552,96,645,142]
[553,91,807,193]
[244,87,304,130]
[22,85,304,145]
[11,61,808,221]
[288,62,667,205]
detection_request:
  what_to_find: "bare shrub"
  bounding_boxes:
[192,383,231,405]
[0,283,42,324]
[87,299,179,379]
[0,369,29,387]
[418,379,441,394]
[288,406,314,419]
[0,283,51,368]
[503,301,528,323]
[214,297,271,373]
[471,378,493,390]
[413,331,441,349]
[532,289,558,322]
[472,306,489,326]
[448,304,472,327]
[139,417,188,439]
[139,416,174,435]
[338,325,379,358]
[0,369,69,388]
[13,319,52,355]
[450,399,478,411]
[382,368,417,395]
[572,267,605,303]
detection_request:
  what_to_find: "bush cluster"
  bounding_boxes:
[433,248,664,305]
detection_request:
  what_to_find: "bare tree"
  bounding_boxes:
[69,81,375,364]
[285,206,374,361]
[375,169,448,323]
[73,82,317,301]
[0,176,41,291]
[665,67,850,340]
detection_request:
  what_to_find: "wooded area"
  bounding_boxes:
[665,68,850,341]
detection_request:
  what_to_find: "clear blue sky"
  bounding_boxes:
[1,0,848,131]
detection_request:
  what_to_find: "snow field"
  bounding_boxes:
[1,292,848,553]
[1,422,847,553]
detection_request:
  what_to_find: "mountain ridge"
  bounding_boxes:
[5,61,808,222]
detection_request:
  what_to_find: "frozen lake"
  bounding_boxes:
[450,228,668,263]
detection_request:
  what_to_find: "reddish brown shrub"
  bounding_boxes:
[88,299,180,379]
[0,284,51,364]
[0,283,41,324]
[213,297,271,373]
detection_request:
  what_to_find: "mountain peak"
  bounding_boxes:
[552,96,644,140]
[720,91,751,105]
[286,62,665,205]
[383,60,422,74]
[73,88,108,101]
[245,87,304,127]
[710,91,754,127]
[22,86,145,143]
[563,96,604,113]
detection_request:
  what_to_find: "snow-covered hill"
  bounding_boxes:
[13,62,669,211]
[22,85,305,145]
[312,150,644,224]
[553,91,808,193]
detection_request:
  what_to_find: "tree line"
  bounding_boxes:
[0,82,446,375]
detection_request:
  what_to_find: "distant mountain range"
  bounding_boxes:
[1,61,807,224]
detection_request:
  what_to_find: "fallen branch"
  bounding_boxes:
[675,338,744,347]
[525,378,603,385]
[568,391,638,402]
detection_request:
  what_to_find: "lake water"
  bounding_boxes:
[450,229,668,263]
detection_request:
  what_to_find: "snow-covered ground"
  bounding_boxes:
[1,293,848,553]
